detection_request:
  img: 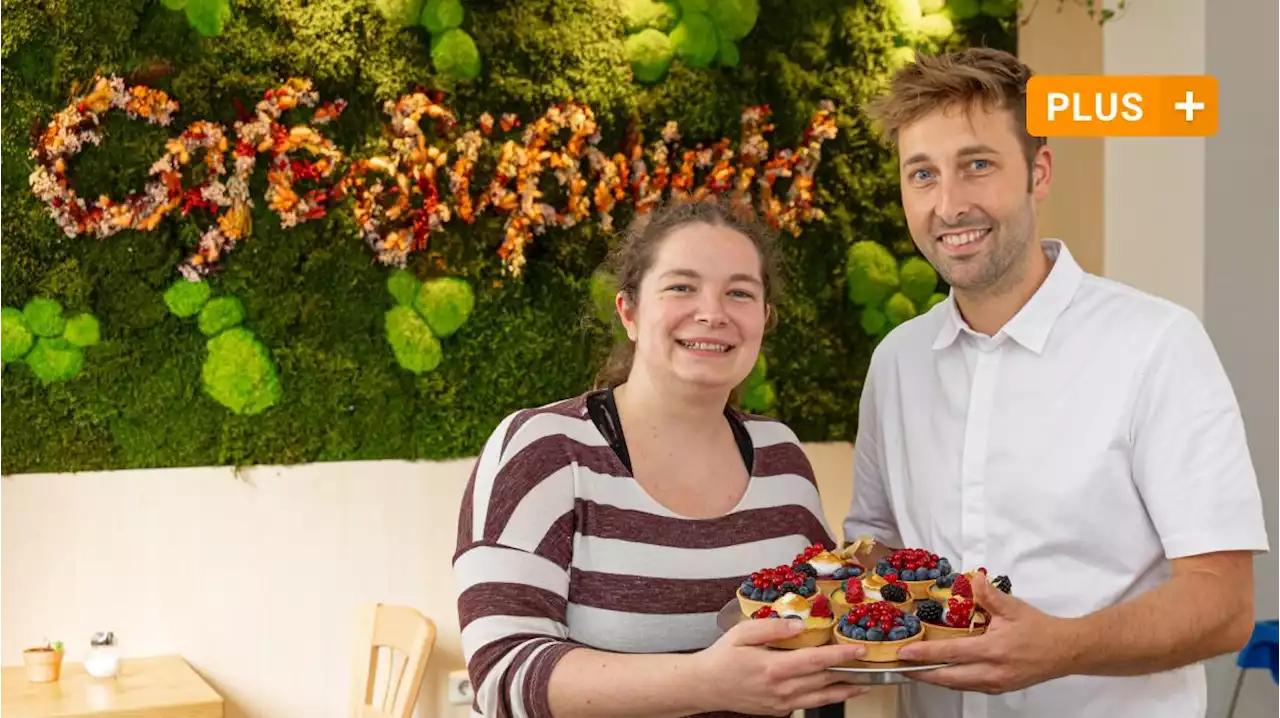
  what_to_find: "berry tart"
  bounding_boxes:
[834,601,924,662]
[927,568,1010,603]
[876,578,916,613]
[792,543,865,596]
[830,576,873,615]
[914,596,988,640]
[867,549,950,599]
[737,564,818,616]
[751,593,837,649]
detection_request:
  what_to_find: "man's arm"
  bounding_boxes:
[1060,551,1256,676]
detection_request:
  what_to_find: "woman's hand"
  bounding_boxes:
[691,617,871,716]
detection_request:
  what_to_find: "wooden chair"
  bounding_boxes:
[349,603,437,718]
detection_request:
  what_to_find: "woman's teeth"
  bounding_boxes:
[941,229,988,246]
[679,340,731,352]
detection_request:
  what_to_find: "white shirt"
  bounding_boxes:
[843,239,1270,718]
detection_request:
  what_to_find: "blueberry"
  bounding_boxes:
[804,577,817,591]
[741,580,753,592]
[762,588,779,602]
[928,568,941,580]
[903,615,921,632]
[938,558,951,574]
[833,567,848,580]
[850,566,864,577]
[851,626,867,640]
[902,569,916,582]
[935,573,955,588]
[866,627,885,642]
[857,615,871,629]
[876,561,892,576]
[750,587,763,601]
[888,627,909,641]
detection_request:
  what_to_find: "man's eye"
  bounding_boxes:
[970,159,991,170]
[910,169,934,182]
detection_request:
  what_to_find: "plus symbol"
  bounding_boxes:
[1175,91,1205,122]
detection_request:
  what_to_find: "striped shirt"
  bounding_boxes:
[453,392,836,718]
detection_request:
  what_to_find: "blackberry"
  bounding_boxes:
[794,563,818,579]
[881,583,909,603]
[779,582,799,594]
[916,599,944,624]
[993,575,1012,594]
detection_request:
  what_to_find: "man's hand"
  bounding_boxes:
[896,578,1077,694]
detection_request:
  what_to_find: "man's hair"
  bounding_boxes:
[866,47,1047,180]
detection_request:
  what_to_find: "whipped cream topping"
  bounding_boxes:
[772,592,811,619]
[808,552,846,577]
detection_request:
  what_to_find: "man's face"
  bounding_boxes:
[897,103,1051,295]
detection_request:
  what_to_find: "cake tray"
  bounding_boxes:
[716,600,953,685]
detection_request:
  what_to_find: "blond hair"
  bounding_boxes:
[866,47,1047,179]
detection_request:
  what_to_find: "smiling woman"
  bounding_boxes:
[452,196,872,717]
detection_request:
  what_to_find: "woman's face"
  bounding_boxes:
[618,222,768,395]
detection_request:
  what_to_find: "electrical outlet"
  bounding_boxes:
[447,670,473,706]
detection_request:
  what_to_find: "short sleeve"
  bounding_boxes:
[843,351,904,548]
[1130,310,1270,559]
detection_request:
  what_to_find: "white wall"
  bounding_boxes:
[1103,0,1208,316]
[1,444,896,718]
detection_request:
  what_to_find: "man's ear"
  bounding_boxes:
[616,292,638,341]
[1031,145,1053,201]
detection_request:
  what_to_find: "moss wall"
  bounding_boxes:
[0,0,1014,474]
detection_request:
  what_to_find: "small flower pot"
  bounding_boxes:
[22,647,64,683]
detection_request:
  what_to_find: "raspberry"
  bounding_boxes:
[946,597,974,628]
[842,578,865,603]
[884,572,899,583]
[810,594,833,618]
[916,599,944,624]
[951,573,973,598]
[993,575,1012,594]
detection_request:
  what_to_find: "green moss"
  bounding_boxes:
[432,28,482,82]
[23,298,66,338]
[625,0,681,32]
[707,0,759,41]
[846,241,900,307]
[923,292,947,312]
[679,0,710,12]
[198,296,246,337]
[627,28,674,83]
[669,11,718,68]
[202,328,281,415]
[741,354,777,414]
[2,307,35,362]
[421,0,465,34]
[918,12,955,37]
[980,0,1017,17]
[414,277,475,338]
[185,0,233,37]
[948,0,983,19]
[716,38,740,67]
[164,280,213,318]
[0,0,1011,474]
[860,305,887,336]
[63,314,102,348]
[887,0,923,28]
[375,0,426,26]
[884,292,918,328]
[387,270,422,308]
[26,337,85,383]
[385,305,443,373]
[919,0,946,13]
[898,256,938,305]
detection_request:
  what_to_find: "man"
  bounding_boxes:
[842,47,1270,718]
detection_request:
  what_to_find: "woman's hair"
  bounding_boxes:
[591,196,783,395]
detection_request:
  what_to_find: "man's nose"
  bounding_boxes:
[935,176,972,225]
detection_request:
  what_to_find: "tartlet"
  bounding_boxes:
[833,601,924,662]
[752,592,836,649]
[737,563,819,616]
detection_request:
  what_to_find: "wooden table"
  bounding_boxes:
[1,654,223,718]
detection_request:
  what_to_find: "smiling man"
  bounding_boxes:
[842,48,1270,718]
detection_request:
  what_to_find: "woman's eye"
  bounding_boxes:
[666,284,693,293]
[730,289,756,300]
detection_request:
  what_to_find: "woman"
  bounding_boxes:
[453,197,868,717]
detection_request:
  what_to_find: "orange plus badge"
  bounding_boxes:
[1026,75,1218,137]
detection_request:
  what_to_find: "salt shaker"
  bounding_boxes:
[85,632,119,679]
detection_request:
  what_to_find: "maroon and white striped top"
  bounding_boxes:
[453,392,835,718]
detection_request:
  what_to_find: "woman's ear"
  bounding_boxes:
[616,292,638,341]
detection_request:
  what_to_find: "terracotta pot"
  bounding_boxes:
[22,648,63,683]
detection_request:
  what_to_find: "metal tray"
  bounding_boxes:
[715,600,952,685]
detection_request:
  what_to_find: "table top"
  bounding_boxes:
[1,654,223,718]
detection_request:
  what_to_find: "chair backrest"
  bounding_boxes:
[349,603,437,718]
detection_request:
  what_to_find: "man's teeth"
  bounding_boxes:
[680,341,731,352]
[941,229,988,246]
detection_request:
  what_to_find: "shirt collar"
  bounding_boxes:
[931,239,1084,354]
